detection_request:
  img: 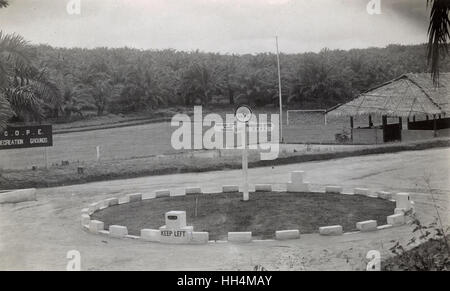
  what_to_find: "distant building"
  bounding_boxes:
[327,73,450,144]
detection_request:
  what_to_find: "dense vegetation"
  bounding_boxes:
[0,0,448,127]
[5,43,450,123]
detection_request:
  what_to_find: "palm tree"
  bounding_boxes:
[0,0,8,8]
[427,0,450,83]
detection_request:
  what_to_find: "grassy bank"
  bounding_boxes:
[0,138,449,190]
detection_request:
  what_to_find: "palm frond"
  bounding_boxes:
[0,92,13,130]
[0,31,34,69]
[0,0,8,9]
[3,86,44,121]
[427,0,450,84]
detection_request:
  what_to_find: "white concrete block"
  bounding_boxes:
[141,229,160,242]
[105,198,119,206]
[356,220,378,232]
[109,225,128,238]
[354,188,370,196]
[89,220,104,233]
[387,214,405,226]
[255,184,272,192]
[165,211,187,229]
[155,190,170,198]
[222,185,239,193]
[159,226,193,244]
[142,193,156,200]
[88,202,99,213]
[394,208,406,215]
[186,187,203,195]
[290,171,305,184]
[127,193,142,202]
[81,208,90,215]
[319,225,343,236]
[395,193,412,210]
[286,182,310,192]
[0,188,37,204]
[228,232,252,243]
[275,230,300,240]
[325,186,343,194]
[377,191,392,200]
[191,232,209,244]
[81,214,90,226]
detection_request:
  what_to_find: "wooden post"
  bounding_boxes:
[433,115,437,137]
[369,115,373,127]
[382,115,387,142]
[350,116,354,141]
[398,117,403,130]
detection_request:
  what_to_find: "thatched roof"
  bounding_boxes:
[327,73,450,118]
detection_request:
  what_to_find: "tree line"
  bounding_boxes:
[4,41,450,123]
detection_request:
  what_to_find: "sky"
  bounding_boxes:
[0,0,431,54]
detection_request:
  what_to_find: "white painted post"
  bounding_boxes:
[44,147,49,169]
[242,123,249,201]
[96,145,100,162]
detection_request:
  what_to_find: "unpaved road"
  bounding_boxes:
[0,147,449,270]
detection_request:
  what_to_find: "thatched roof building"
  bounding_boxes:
[328,73,450,118]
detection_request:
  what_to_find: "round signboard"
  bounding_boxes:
[235,105,252,123]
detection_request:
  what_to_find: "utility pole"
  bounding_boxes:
[276,36,283,143]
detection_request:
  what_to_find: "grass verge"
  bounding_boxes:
[0,138,449,190]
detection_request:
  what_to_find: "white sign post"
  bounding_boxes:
[235,105,252,202]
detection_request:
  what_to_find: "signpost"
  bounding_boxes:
[235,105,252,202]
[0,125,53,168]
[0,125,53,150]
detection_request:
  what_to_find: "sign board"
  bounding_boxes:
[235,105,252,123]
[0,125,53,150]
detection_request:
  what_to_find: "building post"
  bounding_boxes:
[433,115,437,137]
[350,116,354,141]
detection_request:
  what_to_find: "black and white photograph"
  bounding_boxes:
[0,0,449,276]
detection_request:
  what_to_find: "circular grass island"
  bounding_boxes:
[92,192,395,240]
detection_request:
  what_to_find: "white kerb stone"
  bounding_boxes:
[191,232,209,244]
[127,193,142,202]
[186,187,202,195]
[255,184,272,192]
[109,225,128,238]
[387,214,405,226]
[377,191,392,200]
[81,214,90,226]
[105,198,119,206]
[228,232,252,243]
[319,225,343,236]
[141,229,160,242]
[325,186,343,194]
[356,220,378,232]
[354,188,370,196]
[286,182,310,193]
[275,230,300,240]
[89,220,104,233]
[222,185,239,193]
[88,202,99,213]
[155,190,170,198]
[0,188,37,204]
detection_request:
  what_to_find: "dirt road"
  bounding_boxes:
[0,147,449,270]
